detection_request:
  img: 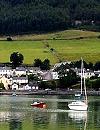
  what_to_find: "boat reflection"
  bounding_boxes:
[68,110,87,130]
[68,110,87,121]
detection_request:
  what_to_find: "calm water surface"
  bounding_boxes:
[0,95,100,130]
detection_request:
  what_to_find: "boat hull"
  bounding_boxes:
[31,102,47,108]
[68,101,88,111]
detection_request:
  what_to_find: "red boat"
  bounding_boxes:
[31,101,47,108]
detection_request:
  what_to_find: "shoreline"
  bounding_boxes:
[0,90,100,96]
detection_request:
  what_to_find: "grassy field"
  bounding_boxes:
[0,30,100,64]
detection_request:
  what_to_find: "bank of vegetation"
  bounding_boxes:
[0,0,100,35]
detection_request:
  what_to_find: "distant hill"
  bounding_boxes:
[0,30,99,41]
[0,0,100,34]
[0,29,100,40]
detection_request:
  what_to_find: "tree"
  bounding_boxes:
[34,59,42,67]
[41,59,50,70]
[92,78,100,90]
[94,61,100,70]
[34,58,50,70]
[55,63,78,88]
[73,60,89,69]
[28,74,40,82]
[10,52,24,68]
[7,37,12,41]
[88,62,94,70]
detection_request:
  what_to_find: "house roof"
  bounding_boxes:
[0,67,11,70]
[16,67,26,71]
[13,76,28,80]
[41,71,53,80]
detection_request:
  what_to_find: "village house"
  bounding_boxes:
[0,62,99,90]
[0,67,12,76]
[12,76,28,85]
[75,20,82,26]
[94,71,100,77]
[27,67,40,75]
[0,75,12,89]
[12,83,19,90]
[75,68,95,78]
[51,71,59,80]
[13,67,27,76]
[39,70,59,81]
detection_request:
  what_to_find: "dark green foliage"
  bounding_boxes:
[85,79,92,89]
[34,59,42,67]
[55,63,78,88]
[38,81,49,90]
[58,69,78,89]
[91,78,100,90]
[97,35,100,38]
[94,61,100,70]
[88,62,94,70]
[10,52,24,68]
[71,60,100,70]
[0,83,5,90]
[50,48,55,52]
[72,60,90,69]
[41,59,50,70]
[0,0,100,34]
[39,80,57,90]
[28,74,39,82]
[34,58,50,70]
[7,37,12,41]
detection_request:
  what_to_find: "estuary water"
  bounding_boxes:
[0,95,100,130]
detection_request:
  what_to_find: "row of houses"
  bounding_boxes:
[0,66,58,90]
[0,66,40,90]
[0,63,100,90]
[0,66,40,76]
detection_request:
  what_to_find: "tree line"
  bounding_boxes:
[9,52,100,71]
[0,0,100,35]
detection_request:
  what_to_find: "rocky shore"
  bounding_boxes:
[0,89,100,96]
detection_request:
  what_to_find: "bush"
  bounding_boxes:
[7,37,12,41]
[97,35,100,39]
[0,83,5,90]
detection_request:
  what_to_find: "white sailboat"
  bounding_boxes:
[68,58,88,111]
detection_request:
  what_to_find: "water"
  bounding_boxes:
[0,95,100,130]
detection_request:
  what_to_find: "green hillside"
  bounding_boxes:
[0,30,100,64]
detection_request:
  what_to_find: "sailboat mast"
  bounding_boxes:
[83,68,88,104]
[81,58,83,94]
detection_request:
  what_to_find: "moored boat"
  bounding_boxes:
[31,101,47,108]
[68,58,88,111]
[12,92,17,96]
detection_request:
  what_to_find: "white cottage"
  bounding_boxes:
[12,76,28,85]
[13,67,27,76]
[0,67,12,76]
[12,83,19,90]
[0,75,12,90]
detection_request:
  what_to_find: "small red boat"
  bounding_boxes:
[31,101,47,108]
